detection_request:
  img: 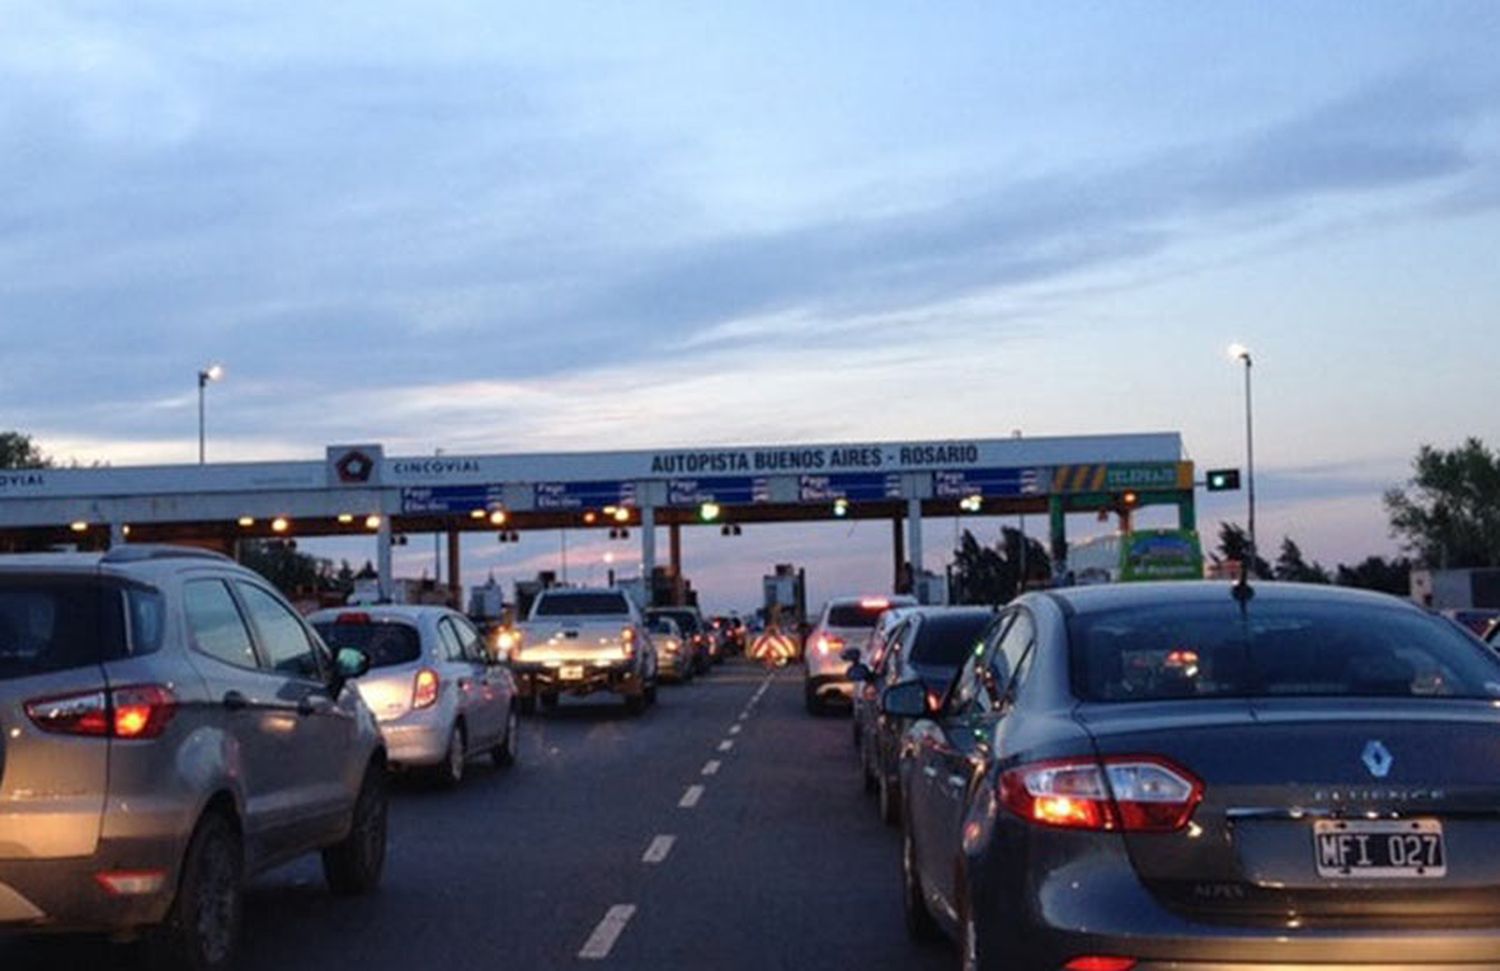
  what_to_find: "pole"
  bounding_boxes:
[1243,355,1257,578]
[197,373,206,465]
[560,529,569,583]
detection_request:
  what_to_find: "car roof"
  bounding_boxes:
[825,594,918,608]
[1039,580,1421,616]
[307,605,453,623]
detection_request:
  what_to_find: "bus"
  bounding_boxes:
[1069,529,1204,584]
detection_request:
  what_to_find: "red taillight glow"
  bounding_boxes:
[859,598,891,610]
[26,686,177,740]
[999,757,1201,833]
[1064,958,1137,971]
[95,869,167,896]
[816,635,845,656]
[336,612,371,624]
[412,668,440,709]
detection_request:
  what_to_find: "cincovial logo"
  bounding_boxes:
[0,472,46,490]
[335,451,376,484]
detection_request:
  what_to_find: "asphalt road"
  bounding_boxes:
[2,660,954,971]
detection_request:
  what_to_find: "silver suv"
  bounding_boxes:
[0,547,387,970]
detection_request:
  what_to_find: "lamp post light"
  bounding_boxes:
[1227,343,1256,578]
[196,364,225,464]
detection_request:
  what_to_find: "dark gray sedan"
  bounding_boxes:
[889,582,1500,970]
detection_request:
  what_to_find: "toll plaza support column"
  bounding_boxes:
[1177,491,1197,533]
[108,521,126,549]
[669,521,684,605]
[640,506,657,606]
[1048,496,1067,581]
[447,526,461,608]
[906,497,924,603]
[377,517,394,602]
[892,515,906,594]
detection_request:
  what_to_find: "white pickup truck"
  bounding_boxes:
[507,587,658,715]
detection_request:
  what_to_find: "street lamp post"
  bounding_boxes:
[1227,343,1256,578]
[196,364,224,465]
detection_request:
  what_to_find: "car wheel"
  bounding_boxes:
[902,823,943,944]
[539,691,560,711]
[645,680,659,705]
[151,811,243,971]
[861,740,878,795]
[436,723,466,788]
[493,707,519,767]
[624,692,646,716]
[804,683,824,716]
[322,765,388,895]
[878,769,902,827]
[517,694,537,716]
[852,719,861,748]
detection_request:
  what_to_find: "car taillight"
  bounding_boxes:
[26,685,177,740]
[816,635,844,655]
[412,668,440,709]
[1064,958,1137,971]
[999,757,1201,833]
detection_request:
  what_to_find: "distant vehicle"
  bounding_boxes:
[709,615,747,656]
[309,605,519,787]
[890,581,1500,969]
[849,604,920,750]
[852,607,994,826]
[1441,608,1500,636]
[509,588,657,715]
[647,616,694,683]
[1069,528,1204,584]
[804,595,918,715]
[645,606,714,673]
[0,547,387,969]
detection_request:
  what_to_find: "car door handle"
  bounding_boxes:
[222,690,248,711]
[298,694,334,717]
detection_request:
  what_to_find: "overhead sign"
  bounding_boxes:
[534,480,638,510]
[933,466,1046,499]
[327,444,384,487]
[667,476,772,506]
[1052,462,1190,494]
[798,472,904,502]
[401,484,505,514]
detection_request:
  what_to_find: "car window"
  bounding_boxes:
[535,592,631,616]
[990,611,1037,701]
[0,577,129,680]
[436,618,466,662]
[236,583,322,680]
[184,579,259,670]
[450,615,487,662]
[880,620,915,685]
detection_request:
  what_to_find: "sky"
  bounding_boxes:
[2,1,1499,611]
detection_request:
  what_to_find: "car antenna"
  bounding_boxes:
[1231,561,1256,605]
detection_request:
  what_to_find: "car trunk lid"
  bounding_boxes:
[1078,698,1500,924]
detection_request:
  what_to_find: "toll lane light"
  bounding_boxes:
[833,498,849,517]
[699,502,721,522]
[271,517,290,533]
[364,515,382,530]
[489,509,508,526]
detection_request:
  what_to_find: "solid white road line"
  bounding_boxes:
[642,835,676,864]
[702,759,722,776]
[718,739,735,752]
[578,904,637,960]
[728,724,742,735]
[679,784,705,808]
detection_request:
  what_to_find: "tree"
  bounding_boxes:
[0,431,50,469]
[1385,438,1500,568]
[1335,555,1412,596]
[1273,537,1331,584]
[238,540,339,597]
[1212,522,1272,579]
[950,527,1051,605]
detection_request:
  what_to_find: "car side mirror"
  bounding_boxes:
[880,680,929,719]
[847,661,873,682]
[839,646,862,664]
[336,648,371,680]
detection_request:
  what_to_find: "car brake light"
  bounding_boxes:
[860,597,891,610]
[1064,958,1137,971]
[412,668,440,709]
[336,612,371,624]
[816,635,845,656]
[26,685,177,740]
[95,869,168,896]
[999,757,1201,833]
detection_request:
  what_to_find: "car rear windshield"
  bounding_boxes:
[0,577,129,680]
[910,613,993,666]
[314,620,422,668]
[534,592,630,616]
[827,604,888,628]
[649,610,700,633]
[1070,599,1500,703]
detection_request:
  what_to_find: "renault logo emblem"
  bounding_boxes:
[1362,740,1393,779]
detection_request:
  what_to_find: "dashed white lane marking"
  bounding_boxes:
[679,784,705,808]
[702,759,722,776]
[718,739,735,752]
[579,904,637,960]
[738,711,750,721]
[728,724,742,735]
[642,835,676,864]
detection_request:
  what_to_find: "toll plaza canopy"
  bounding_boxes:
[0,433,1196,601]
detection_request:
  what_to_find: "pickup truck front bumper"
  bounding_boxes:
[511,659,645,698]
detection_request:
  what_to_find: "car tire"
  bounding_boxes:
[517,695,537,716]
[323,765,388,896]
[150,811,243,971]
[435,723,466,788]
[861,740,878,794]
[645,680,659,706]
[492,707,519,768]
[804,683,824,716]
[624,692,646,716]
[878,770,902,827]
[902,823,943,944]
[540,691,560,711]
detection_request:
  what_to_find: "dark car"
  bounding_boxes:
[853,607,993,827]
[889,582,1500,970]
[645,607,713,675]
